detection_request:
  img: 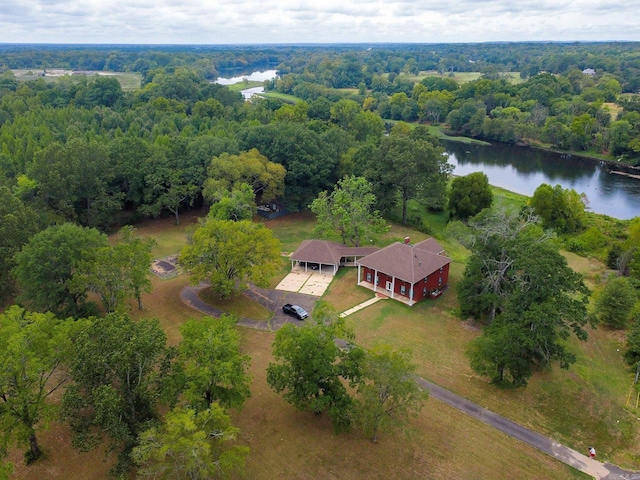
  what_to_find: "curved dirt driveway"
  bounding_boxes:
[180,283,640,480]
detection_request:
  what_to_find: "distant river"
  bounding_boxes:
[443,140,640,220]
[214,69,278,99]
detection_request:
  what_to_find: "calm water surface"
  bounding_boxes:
[214,70,278,99]
[444,141,640,220]
[214,69,278,85]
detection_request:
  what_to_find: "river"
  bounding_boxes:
[214,69,278,99]
[213,70,639,220]
[444,140,640,220]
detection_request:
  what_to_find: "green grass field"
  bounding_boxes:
[398,70,523,85]
[151,200,640,470]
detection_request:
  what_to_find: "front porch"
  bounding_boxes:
[357,280,416,307]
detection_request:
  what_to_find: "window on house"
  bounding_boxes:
[366,272,372,282]
[424,276,428,283]
[439,267,443,273]
[438,277,443,286]
[376,276,380,285]
[400,284,406,295]
[422,287,427,297]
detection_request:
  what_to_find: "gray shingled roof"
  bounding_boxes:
[290,239,379,266]
[357,238,451,284]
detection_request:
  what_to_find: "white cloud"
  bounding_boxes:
[0,0,638,43]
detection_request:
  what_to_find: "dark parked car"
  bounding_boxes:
[282,303,308,320]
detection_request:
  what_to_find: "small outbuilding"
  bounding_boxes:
[356,237,451,306]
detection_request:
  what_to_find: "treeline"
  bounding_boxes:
[0,63,450,302]
[2,42,640,88]
[0,43,284,79]
[273,64,640,162]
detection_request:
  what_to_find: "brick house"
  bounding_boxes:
[356,237,451,306]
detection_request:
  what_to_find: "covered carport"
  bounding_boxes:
[289,239,341,275]
[289,239,380,276]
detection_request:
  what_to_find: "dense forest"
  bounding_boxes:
[1,43,640,479]
[0,42,639,295]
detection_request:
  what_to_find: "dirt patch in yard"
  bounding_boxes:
[150,255,180,279]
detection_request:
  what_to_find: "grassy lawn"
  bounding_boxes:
[252,205,640,469]
[226,80,264,91]
[260,91,301,103]
[399,71,523,85]
[198,287,272,321]
[10,204,638,478]
[234,326,591,480]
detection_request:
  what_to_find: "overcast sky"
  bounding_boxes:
[1,0,638,44]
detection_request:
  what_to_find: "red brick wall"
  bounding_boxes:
[362,263,450,303]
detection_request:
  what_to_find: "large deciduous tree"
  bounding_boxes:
[179,315,251,411]
[0,187,39,301]
[365,132,452,223]
[0,307,77,464]
[530,183,586,234]
[595,275,638,329]
[207,183,256,222]
[28,139,124,228]
[623,308,640,366]
[13,223,107,317]
[131,404,249,480]
[310,175,387,247]
[62,314,179,476]
[203,148,286,205]
[71,226,155,313]
[448,171,493,220]
[142,141,201,225]
[356,345,428,443]
[237,123,341,209]
[180,219,281,299]
[459,209,592,386]
[266,303,363,432]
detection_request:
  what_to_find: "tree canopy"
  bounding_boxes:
[0,306,77,464]
[180,219,282,299]
[13,223,107,317]
[530,183,586,234]
[457,208,592,386]
[448,171,493,220]
[203,148,286,205]
[62,314,179,476]
[179,315,251,411]
[356,345,428,443]
[267,303,364,432]
[310,175,387,247]
[365,132,452,223]
[132,405,249,480]
[71,225,155,313]
[0,186,39,301]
